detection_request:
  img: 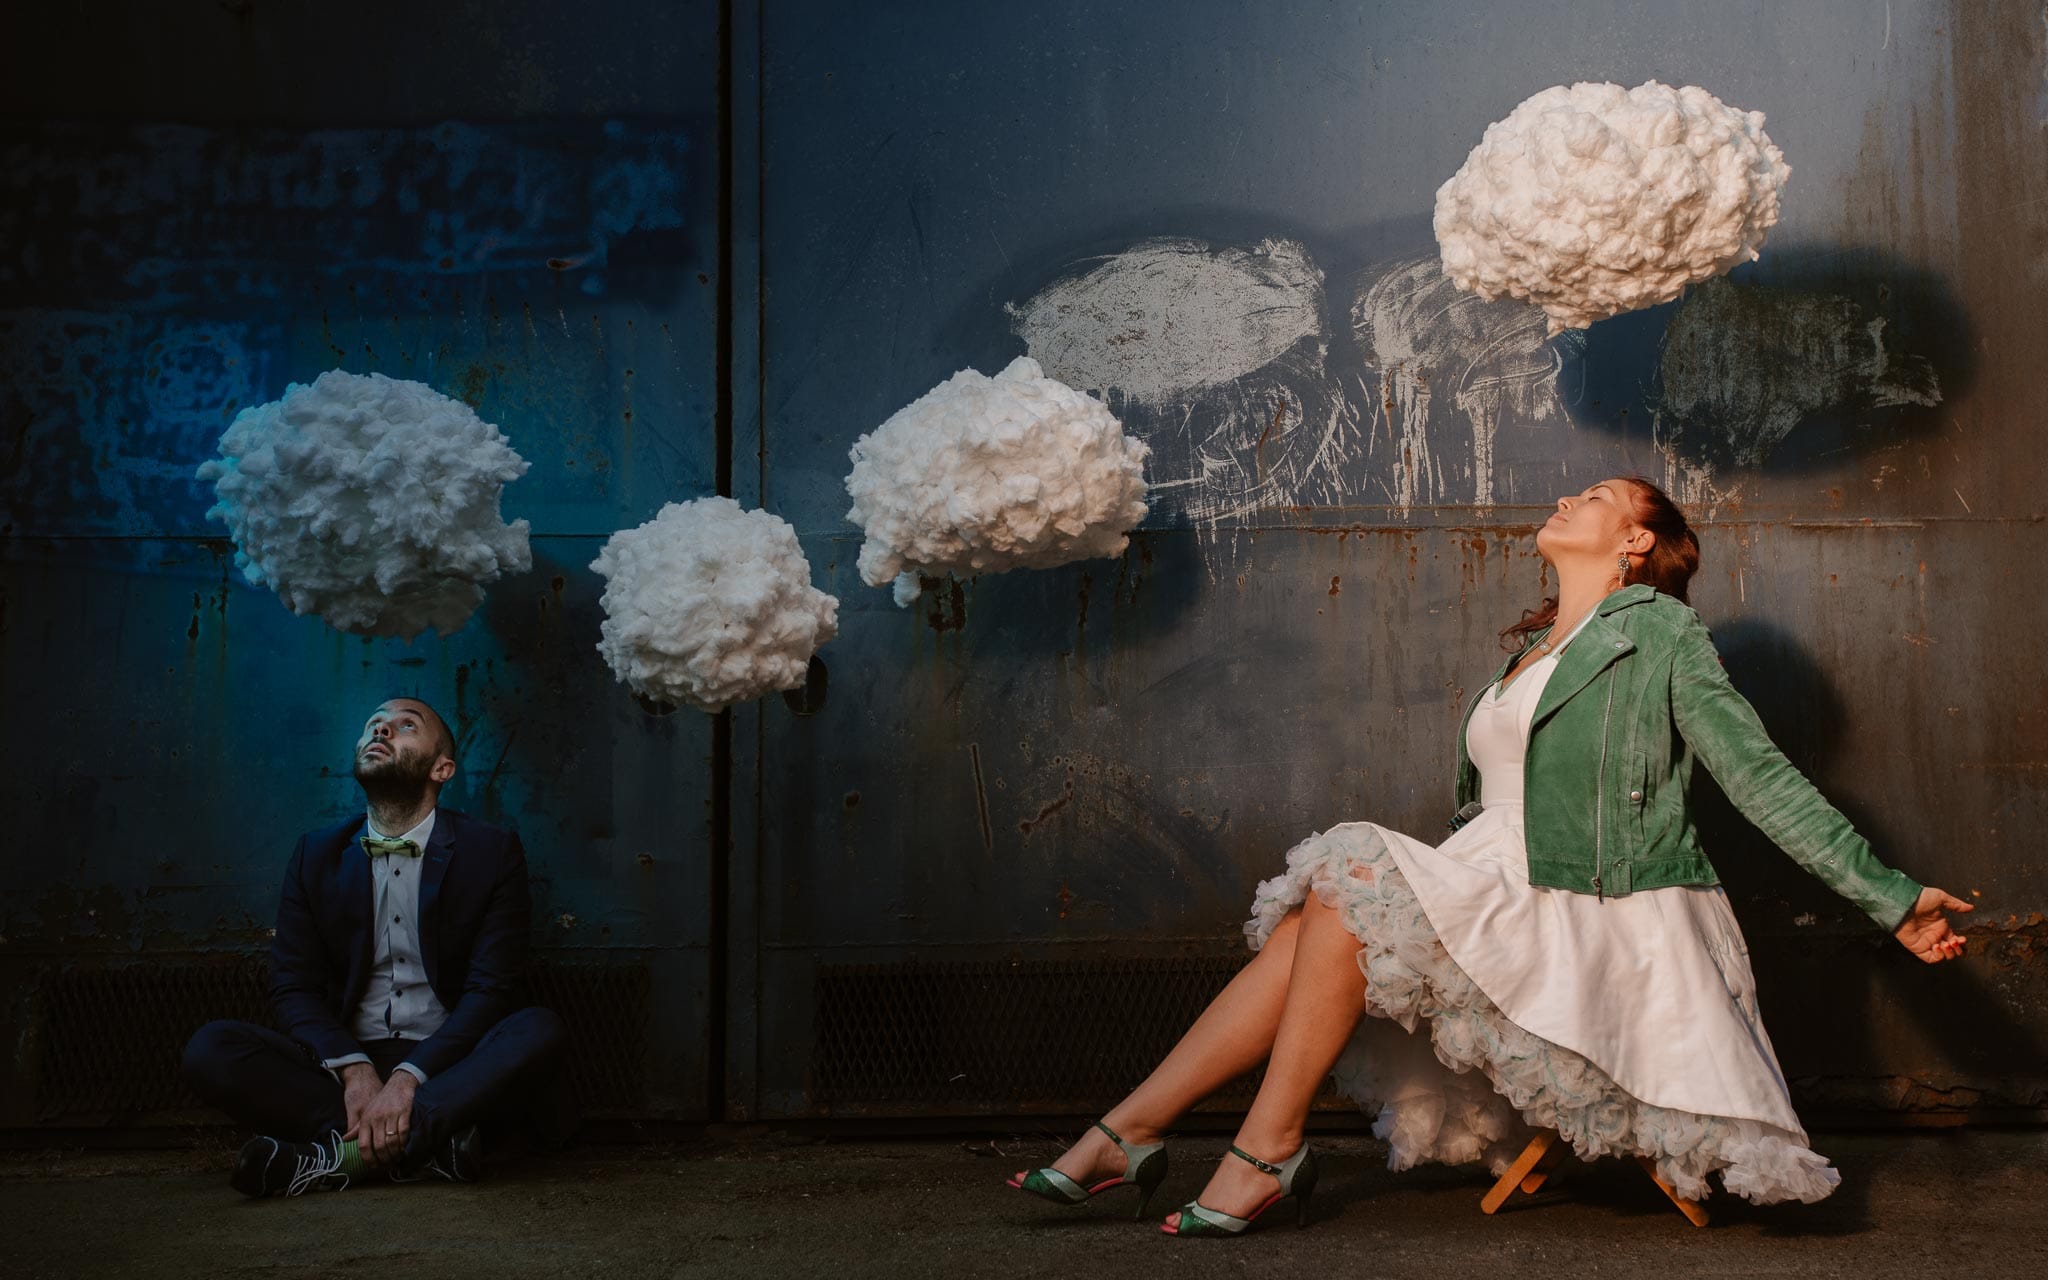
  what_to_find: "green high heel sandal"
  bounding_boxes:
[1161,1142,1318,1237]
[1008,1120,1169,1220]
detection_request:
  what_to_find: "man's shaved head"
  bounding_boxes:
[381,697,457,763]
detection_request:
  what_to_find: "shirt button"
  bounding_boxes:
[1629,789,1643,802]
[1613,640,1626,649]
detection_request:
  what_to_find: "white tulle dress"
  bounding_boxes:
[1244,613,1842,1203]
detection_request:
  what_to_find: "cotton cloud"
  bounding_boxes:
[1434,81,1791,334]
[591,497,838,713]
[196,370,531,639]
[844,356,1150,606]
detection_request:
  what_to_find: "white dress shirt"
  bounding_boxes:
[319,809,451,1084]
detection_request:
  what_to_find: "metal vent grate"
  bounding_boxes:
[812,955,1274,1111]
[37,956,272,1119]
[31,955,654,1122]
[528,960,652,1115]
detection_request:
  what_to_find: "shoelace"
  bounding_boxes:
[286,1138,349,1196]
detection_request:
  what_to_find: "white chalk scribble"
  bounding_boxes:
[1351,256,1580,515]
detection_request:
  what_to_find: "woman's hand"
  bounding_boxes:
[1893,886,1974,963]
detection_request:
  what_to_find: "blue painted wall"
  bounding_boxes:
[0,0,723,1122]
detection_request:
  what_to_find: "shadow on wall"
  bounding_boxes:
[1691,617,2048,1130]
[1569,244,1976,477]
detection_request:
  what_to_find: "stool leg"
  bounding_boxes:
[1481,1132,1556,1214]
[1635,1156,1711,1227]
[1519,1139,1569,1194]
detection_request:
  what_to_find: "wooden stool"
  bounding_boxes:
[1479,1131,1710,1227]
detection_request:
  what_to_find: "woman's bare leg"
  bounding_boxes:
[1165,891,1368,1227]
[1017,906,1304,1185]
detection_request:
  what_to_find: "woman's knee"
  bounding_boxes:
[1263,906,1305,952]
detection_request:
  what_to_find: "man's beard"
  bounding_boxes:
[353,746,436,803]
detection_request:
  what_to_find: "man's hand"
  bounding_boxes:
[1894,886,1974,963]
[351,1072,419,1168]
[338,1063,382,1147]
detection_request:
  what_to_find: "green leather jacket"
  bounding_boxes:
[1454,582,1922,931]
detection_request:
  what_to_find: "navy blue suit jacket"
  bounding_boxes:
[268,807,533,1080]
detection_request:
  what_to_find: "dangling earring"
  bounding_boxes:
[1616,552,1630,583]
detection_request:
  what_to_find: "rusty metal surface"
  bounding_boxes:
[3,0,2046,1133]
[741,0,2048,1119]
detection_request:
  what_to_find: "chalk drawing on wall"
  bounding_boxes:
[1006,237,1362,578]
[1348,255,1581,517]
[1004,228,1952,541]
[1005,237,1325,405]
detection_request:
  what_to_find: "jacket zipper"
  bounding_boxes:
[1593,667,1617,901]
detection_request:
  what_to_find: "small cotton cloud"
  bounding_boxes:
[844,356,1149,605]
[591,497,838,713]
[196,370,531,639]
[1435,81,1792,334]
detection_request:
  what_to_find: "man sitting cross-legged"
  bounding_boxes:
[182,697,573,1196]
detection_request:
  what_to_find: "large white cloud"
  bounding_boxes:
[590,497,838,713]
[844,356,1150,606]
[196,370,531,639]
[1434,80,1792,334]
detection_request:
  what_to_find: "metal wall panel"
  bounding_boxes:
[0,0,723,1124]
[4,0,2044,1135]
[742,0,2048,1119]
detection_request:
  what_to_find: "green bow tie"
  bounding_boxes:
[360,835,422,858]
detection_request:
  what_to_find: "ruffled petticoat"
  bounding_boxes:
[1245,821,1842,1204]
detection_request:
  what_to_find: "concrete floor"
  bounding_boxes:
[1,1128,2043,1279]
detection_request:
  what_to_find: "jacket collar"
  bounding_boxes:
[1597,582,1658,615]
[1523,584,1655,729]
[1496,584,1657,668]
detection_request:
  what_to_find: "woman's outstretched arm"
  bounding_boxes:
[1668,611,1971,961]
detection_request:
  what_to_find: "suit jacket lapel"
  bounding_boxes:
[337,818,375,1001]
[419,813,456,990]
